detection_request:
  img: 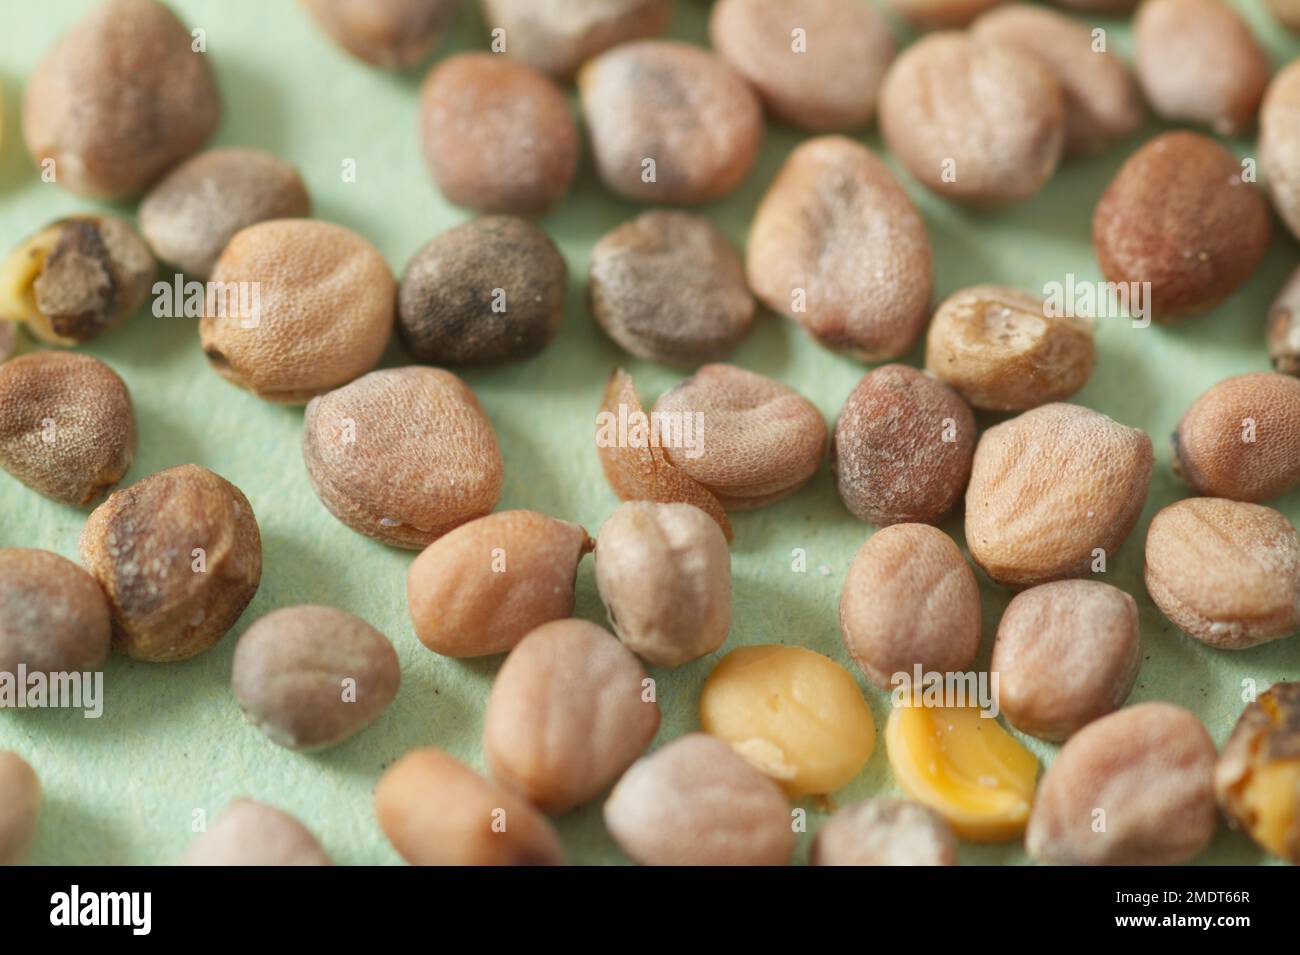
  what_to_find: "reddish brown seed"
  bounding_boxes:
[0,548,111,679]
[182,799,332,865]
[300,0,457,69]
[1261,62,1300,244]
[481,0,672,79]
[1268,268,1300,376]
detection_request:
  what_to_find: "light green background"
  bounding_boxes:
[1,0,1297,865]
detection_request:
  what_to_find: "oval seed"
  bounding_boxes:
[924,285,1096,412]
[22,0,220,198]
[419,52,578,215]
[407,510,592,658]
[481,0,671,78]
[0,549,110,681]
[139,148,311,279]
[832,364,975,526]
[304,367,504,549]
[232,606,401,750]
[200,219,394,403]
[398,216,566,365]
[0,352,136,506]
[589,211,754,366]
[301,0,456,69]
[375,747,564,866]
[182,798,331,866]
[0,752,40,865]
[484,619,660,814]
[1026,703,1218,865]
[747,136,933,361]
[811,798,958,867]
[652,364,826,510]
[1144,497,1300,651]
[593,501,730,668]
[991,580,1140,741]
[1268,267,1300,376]
[579,41,763,204]
[1262,62,1300,243]
[1215,682,1300,864]
[880,32,1064,205]
[966,403,1153,588]
[604,733,795,866]
[79,464,263,662]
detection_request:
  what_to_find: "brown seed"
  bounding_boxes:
[1144,497,1300,650]
[481,0,671,79]
[0,751,40,865]
[1026,703,1218,865]
[419,52,578,215]
[375,747,564,865]
[1215,682,1300,864]
[79,464,263,662]
[232,606,401,750]
[304,367,503,550]
[991,580,1140,741]
[483,619,660,814]
[0,352,136,506]
[0,549,110,682]
[182,798,331,865]
[1270,0,1300,32]
[924,285,1096,412]
[884,0,1008,28]
[300,0,457,70]
[708,0,895,132]
[23,0,220,199]
[578,41,763,204]
[0,216,157,346]
[839,523,981,689]
[594,501,731,667]
[1134,0,1269,137]
[879,32,1064,205]
[1268,268,1300,376]
[652,364,826,510]
[139,148,312,279]
[407,510,592,658]
[603,733,795,866]
[811,798,958,866]
[1093,131,1270,321]
[1260,62,1300,244]
[589,211,754,367]
[832,364,975,526]
[966,403,1153,588]
[398,216,567,365]
[971,4,1143,158]
[746,136,933,361]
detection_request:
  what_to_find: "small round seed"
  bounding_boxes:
[1269,268,1300,376]
[578,41,763,204]
[232,606,400,751]
[1026,703,1218,865]
[482,0,670,78]
[603,733,794,866]
[79,464,263,663]
[0,751,40,865]
[709,0,895,132]
[1134,0,1269,137]
[810,797,958,867]
[300,0,457,69]
[884,0,1008,28]
[375,747,564,866]
[1261,62,1300,244]
[589,211,754,366]
[0,549,111,681]
[1144,498,1300,651]
[832,364,975,526]
[139,148,311,279]
[747,136,933,361]
[880,32,1064,205]
[991,580,1140,741]
[966,403,1153,588]
[652,364,826,510]
[419,53,578,215]
[182,799,331,866]
[1215,681,1300,864]
[0,352,136,506]
[304,367,503,549]
[840,524,981,690]
[484,619,660,814]
[408,510,592,658]
[925,285,1096,412]
[593,501,730,668]
[22,0,220,198]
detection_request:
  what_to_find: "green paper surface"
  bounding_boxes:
[0,0,1297,865]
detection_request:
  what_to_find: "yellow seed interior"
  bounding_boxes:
[0,226,73,345]
[1237,759,1300,859]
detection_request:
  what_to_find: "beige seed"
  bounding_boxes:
[481,0,671,79]
[747,136,933,361]
[0,549,111,680]
[884,0,1008,29]
[407,510,592,657]
[811,798,958,867]
[1144,498,1300,651]
[0,752,40,865]
[0,352,136,506]
[1262,63,1300,245]
[304,367,503,550]
[484,619,660,814]
[300,0,457,70]
[1269,268,1300,376]
[1026,703,1218,865]
[1215,681,1300,864]
[182,798,331,865]
[594,501,731,667]
[839,524,981,689]
[79,464,263,662]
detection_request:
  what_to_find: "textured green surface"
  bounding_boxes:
[0,0,1298,865]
